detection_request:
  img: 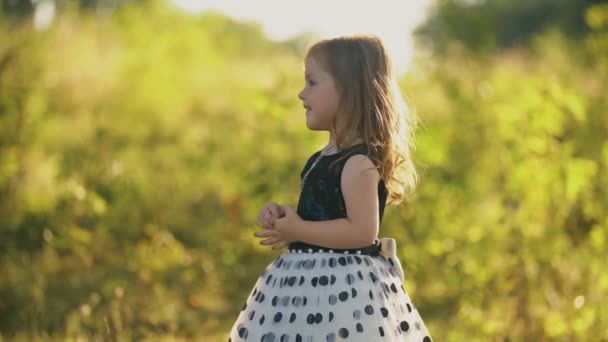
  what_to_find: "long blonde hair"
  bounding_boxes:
[305,34,419,205]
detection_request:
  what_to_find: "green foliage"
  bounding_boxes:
[415,0,604,54]
[0,2,311,339]
[397,7,608,339]
[0,1,607,341]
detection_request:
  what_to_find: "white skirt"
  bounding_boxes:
[228,238,433,342]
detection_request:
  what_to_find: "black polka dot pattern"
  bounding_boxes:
[228,251,433,341]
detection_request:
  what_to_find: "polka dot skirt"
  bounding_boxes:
[228,248,433,341]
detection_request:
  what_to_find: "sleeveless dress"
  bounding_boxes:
[228,143,433,342]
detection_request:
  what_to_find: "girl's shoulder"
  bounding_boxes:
[330,143,379,167]
[300,143,377,178]
[329,143,386,184]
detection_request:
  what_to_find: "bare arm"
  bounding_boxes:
[254,154,382,250]
[290,154,381,249]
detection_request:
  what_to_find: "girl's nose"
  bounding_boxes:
[298,88,305,100]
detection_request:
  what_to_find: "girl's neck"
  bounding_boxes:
[325,134,364,153]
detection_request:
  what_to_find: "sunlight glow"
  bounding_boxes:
[171,0,433,75]
[33,0,56,30]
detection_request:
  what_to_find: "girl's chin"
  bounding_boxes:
[305,114,331,131]
[305,121,329,131]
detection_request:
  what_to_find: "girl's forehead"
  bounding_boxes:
[303,57,327,76]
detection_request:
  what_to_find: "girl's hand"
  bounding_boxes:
[255,201,285,230]
[254,205,301,250]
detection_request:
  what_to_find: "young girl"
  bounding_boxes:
[228,35,432,342]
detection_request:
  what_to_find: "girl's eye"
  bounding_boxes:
[308,80,316,86]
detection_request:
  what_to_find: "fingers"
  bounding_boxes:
[253,229,287,250]
[279,205,290,217]
[272,240,288,250]
[263,210,275,228]
[268,203,285,218]
[256,207,275,229]
[255,202,280,230]
[260,236,280,246]
[253,229,277,238]
[256,217,273,230]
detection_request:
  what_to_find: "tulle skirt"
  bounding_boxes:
[228,238,433,342]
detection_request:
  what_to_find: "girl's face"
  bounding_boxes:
[298,56,341,131]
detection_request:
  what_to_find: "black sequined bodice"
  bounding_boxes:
[289,143,388,250]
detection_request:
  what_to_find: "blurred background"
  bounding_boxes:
[1,0,607,340]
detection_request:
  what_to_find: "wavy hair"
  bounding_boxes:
[305,35,419,205]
